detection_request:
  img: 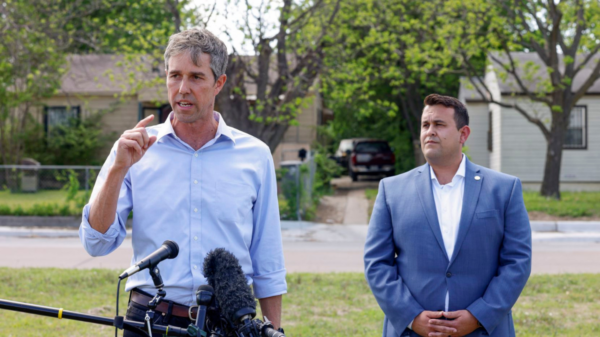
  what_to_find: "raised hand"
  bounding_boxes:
[113,115,158,171]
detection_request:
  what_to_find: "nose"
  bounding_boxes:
[423,124,436,137]
[178,77,190,95]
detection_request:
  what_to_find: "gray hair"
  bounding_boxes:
[164,28,228,81]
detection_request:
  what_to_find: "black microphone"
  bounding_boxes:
[202,248,285,337]
[119,240,179,279]
[194,284,214,334]
[202,248,256,324]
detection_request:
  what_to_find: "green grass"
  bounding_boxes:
[0,190,82,216]
[0,270,598,336]
[366,189,600,219]
[523,191,600,217]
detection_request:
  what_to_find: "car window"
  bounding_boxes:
[354,142,391,153]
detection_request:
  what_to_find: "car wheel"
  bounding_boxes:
[350,170,358,182]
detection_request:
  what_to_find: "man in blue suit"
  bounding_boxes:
[364,94,531,337]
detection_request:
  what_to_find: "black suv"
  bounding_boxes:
[348,140,395,181]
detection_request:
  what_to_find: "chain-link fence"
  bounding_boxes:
[278,153,317,220]
[0,165,101,216]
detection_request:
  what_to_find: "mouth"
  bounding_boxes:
[177,101,194,108]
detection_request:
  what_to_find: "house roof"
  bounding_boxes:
[459,52,600,102]
[61,54,163,96]
[62,53,303,100]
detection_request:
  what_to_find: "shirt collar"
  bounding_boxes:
[430,153,466,185]
[154,111,236,145]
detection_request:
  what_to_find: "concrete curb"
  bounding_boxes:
[0,216,132,228]
[530,221,600,232]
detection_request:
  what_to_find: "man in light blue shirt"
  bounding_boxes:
[79,28,286,335]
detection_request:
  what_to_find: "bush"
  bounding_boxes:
[23,111,113,165]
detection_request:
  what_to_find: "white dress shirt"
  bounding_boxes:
[408,154,466,330]
[431,154,466,312]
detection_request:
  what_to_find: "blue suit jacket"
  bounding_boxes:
[364,159,531,337]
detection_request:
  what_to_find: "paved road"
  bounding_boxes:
[0,226,599,274]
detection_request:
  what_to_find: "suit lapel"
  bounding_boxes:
[449,159,483,266]
[415,163,449,263]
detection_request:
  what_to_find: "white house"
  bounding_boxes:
[459,52,600,191]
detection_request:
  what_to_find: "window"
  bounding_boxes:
[44,106,80,132]
[564,106,587,149]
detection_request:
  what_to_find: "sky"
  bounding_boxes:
[189,0,283,55]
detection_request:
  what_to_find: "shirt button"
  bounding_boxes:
[194,236,198,240]
[193,265,197,270]
[194,208,198,212]
[194,153,198,157]
[446,272,452,278]
[194,180,198,184]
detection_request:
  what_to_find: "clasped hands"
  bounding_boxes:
[412,310,480,337]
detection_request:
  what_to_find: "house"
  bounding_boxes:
[459,52,600,191]
[43,54,327,167]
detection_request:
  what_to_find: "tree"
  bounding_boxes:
[0,0,71,187]
[320,0,466,170]
[444,0,600,199]
[215,0,341,153]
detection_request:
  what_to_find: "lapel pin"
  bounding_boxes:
[475,176,481,180]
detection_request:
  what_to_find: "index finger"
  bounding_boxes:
[135,114,155,128]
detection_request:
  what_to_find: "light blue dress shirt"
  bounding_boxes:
[79,112,287,305]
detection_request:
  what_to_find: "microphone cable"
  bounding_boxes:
[115,278,123,337]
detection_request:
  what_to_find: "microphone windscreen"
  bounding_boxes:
[203,248,256,322]
[163,240,179,259]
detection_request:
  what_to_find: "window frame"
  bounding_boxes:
[563,105,587,150]
[43,105,81,134]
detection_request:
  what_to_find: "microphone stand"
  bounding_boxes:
[0,298,190,336]
[144,265,167,336]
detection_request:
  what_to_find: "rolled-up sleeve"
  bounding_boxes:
[79,144,132,257]
[249,151,287,299]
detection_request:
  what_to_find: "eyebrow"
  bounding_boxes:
[168,70,208,77]
[422,119,447,124]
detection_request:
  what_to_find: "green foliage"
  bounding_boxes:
[23,112,113,165]
[278,150,343,221]
[321,0,470,174]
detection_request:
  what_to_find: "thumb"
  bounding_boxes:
[427,311,444,318]
[148,135,158,148]
[443,311,461,319]
[135,114,154,128]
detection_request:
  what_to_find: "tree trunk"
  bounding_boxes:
[540,117,566,199]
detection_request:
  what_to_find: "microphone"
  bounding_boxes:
[194,285,214,333]
[202,248,256,324]
[119,240,179,280]
[203,248,285,337]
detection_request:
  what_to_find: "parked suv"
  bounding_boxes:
[348,140,395,181]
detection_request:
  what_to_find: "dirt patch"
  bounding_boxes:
[314,189,348,224]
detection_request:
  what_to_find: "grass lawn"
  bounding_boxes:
[365,189,600,219]
[0,269,598,336]
[522,191,600,218]
[0,190,83,216]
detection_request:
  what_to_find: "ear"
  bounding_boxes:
[213,74,227,96]
[459,125,471,145]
